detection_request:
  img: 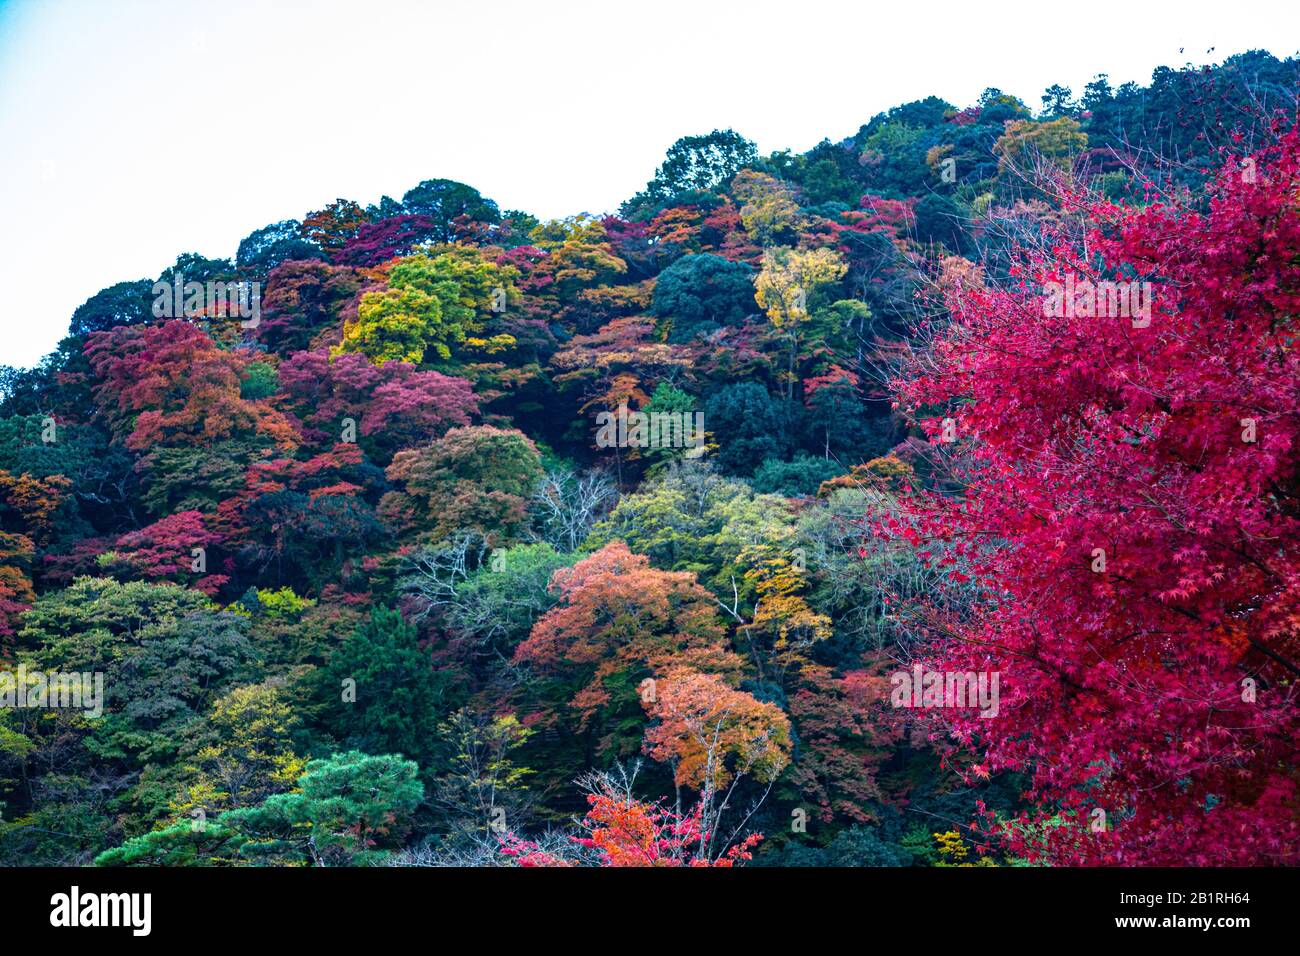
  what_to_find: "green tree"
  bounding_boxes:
[95,751,424,866]
[337,248,517,364]
[403,540,577,662]
[623,130,757,218]
[169,680,308,820]
[651,253,755,342]
[68,280,155,336]
[235,219,324,280]
[704,383,794,475]
[588,462,794,600]
[751,454,846,497]
[21,577,213,673]
[400,179,500,240]
[381,426,544,544]
[318,607,456,768]
[433,710,534,841]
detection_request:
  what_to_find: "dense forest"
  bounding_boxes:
[1,50,1297,867]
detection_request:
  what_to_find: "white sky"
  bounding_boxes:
[2,0,1297,368]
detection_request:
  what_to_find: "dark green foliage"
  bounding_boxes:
[652,253,755,342]
[623,129,758,218]
[68,280,156,336]
[238,490,386,589]
[800,376,886,463]
[111,611,255,735]
[157,252,236,288]
[400,178,500,240]
[751,454,845,497]
[94,751,423,866]
[317,608,460,768]
[912,193,970,254]
[236,219,325,278]
[761,825,914,867]
[704,382,794,475]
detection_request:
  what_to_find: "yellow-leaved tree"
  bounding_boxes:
[337,246,517,364]
[753,246,847,397]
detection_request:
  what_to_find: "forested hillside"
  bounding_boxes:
[2,50,1297,867]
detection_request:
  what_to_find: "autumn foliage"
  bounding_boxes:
[892,130,1300,865]
[3,56,1298,869]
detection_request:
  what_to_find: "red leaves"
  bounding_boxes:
[499,793,763,867]
[113,510,225,592]
[893,133,1300,864]
[279,349,477,457]
[802,364,861,401]
[85,320,298,453]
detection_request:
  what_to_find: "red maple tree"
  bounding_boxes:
[889,131,1300,864]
